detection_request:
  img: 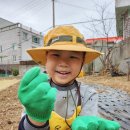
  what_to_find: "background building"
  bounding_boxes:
[115,0,130,74]
[115,0,130,38]
[85,37,123,73]
[84,0,130,75]
[0,18,43,75]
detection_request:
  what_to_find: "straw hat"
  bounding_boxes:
[27,25,101,65]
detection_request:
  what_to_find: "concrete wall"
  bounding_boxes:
[85,40,130,74]
[0,25,20,64]
[0,64,45,76]
[115,0,130,7]
[19,65,45,76]
[87,41,115,73]
[19,26,43,61]
[123,10,130,39]
[115,1,130,73]
[0,23,43,65]
[112,39,130,73]
[85,39,130,74]
[19,65,36,76]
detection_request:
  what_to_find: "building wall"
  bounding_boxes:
[115,1,130,73]
[19,65,45,76]
[115,0,130,7]
[123,12,130,39]
[89,40,130,74]
[88,41,115,72]
[0,23,43,65]
[19,25,43,61]
[115,1,130,37]
[19,65,36,75]
[112,40,130,73]
[0,24,20,64]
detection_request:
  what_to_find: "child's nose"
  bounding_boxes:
[58,58,69,67]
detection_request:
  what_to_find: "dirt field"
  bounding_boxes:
[79,75,130,94]
[0,75,130,130]
[0,77,22,130]
[0,78,20,91]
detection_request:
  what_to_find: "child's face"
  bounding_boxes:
[46,50,84,86]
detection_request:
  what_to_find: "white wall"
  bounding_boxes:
[0,27,20,64]
[115,0,130,7]
[0,23,43,65]
[112,40,130,73]
[20,29,43,61]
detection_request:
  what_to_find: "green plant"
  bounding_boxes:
[12,68,19,76]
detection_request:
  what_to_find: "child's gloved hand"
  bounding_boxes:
[71,116,120,130]
[18,67,57,122]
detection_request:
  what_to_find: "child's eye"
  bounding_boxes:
[70,56,78,59]
[52,54,60,57]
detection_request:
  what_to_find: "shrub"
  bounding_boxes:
[12,68,19,76]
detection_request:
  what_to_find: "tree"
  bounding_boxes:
[84,1,118,74]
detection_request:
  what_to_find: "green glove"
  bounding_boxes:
[71,116,120,130]
[18,67,57,122]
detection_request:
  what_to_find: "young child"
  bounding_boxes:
[18,26,120,130]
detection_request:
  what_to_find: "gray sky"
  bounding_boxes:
[0,0,116,38]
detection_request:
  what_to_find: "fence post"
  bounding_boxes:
[127,61,130,81]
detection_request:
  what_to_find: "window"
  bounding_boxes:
[23,32,28,40]
[0,56,2,62]
[13,55,16,61]
[12,43,17,50]
[0,45,2,52]
[32,36,40,44]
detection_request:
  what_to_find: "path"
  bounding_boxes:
[0,78,20,91]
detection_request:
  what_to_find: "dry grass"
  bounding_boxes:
[0,78,20,91]
[79,75,130,94]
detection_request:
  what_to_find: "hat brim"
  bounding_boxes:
[27,42,101,65]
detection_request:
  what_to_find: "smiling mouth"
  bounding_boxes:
[56,70,70,75]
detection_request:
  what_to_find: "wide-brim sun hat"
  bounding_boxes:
[27,26,102,65]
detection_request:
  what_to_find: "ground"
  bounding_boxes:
[0,77,22,130]
[79,74,130,94]
[0,75,130,130]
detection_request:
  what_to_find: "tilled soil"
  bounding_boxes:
[0,82,22,130]
[0,75,130,130]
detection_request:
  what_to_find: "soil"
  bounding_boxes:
[79,75,130,94]
[0,75,130,130]
[0,81,22,130]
